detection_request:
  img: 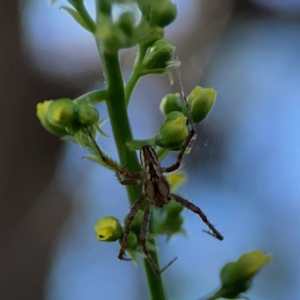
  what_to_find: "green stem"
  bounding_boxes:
[95,46,167,300]
[125,44,148,105]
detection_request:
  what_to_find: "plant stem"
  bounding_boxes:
[125,44,148,105]
[96,44,167,300]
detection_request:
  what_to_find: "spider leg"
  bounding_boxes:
[162,96,197,173]
[140,201,178,276]
[170,193,224,241]
[85,125,143,179]
[162,128,196,173]
[118,194,146,261]
[115,171,143,185]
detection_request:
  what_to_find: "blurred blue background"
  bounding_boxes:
[1,0,300,299]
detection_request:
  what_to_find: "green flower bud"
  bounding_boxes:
[186,86,217,123]
[149,1,177,28]
[155,111,188,151]
[47,98,76,127]
[94,216,123,242]
[36,100,69,136]
[76,103,99,126]
[142,39,175,71]
[118,12,135,37]
[138,0,177,28]
[217,251,273,299]
[159,93,183,115]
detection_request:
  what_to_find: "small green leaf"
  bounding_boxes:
[60,135,77,143]
[60,6,91,32]
[126,137,156,150]
[95,119,110,138]
[127,249,139,266]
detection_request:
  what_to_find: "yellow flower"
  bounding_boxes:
[166,171,187,192]
[94,216,122,242]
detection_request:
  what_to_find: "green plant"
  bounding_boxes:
[37,1,272,299]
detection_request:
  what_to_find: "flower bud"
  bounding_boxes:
[36,100,69,136]
[94,216,123,242]
[118,12,135,37]
[76,103,99,126]
[218,251,273,298]
[186,86,217,123]
[155,111,188,151]
[159,93,183,115]
[149,1,177,28]
[142,39,175,71]
[47,98,77,127]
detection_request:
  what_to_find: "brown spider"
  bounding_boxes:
[86,105,223,276]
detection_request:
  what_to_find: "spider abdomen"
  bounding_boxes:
[143,175,170,207]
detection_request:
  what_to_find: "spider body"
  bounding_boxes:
[140,145,170,207]
[86,101,223,275]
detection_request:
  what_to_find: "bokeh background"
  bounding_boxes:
[1,0,300,299]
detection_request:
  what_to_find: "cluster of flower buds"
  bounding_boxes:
[156,86,217,151]
[36,99,99,136]
[63,0,179,67]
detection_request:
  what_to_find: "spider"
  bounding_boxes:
[86,102,223,276]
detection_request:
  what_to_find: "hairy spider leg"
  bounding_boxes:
[115,171,143,185]
[118,194,146,260]
[85,125,142,179]
[170,193,224,241]
[139,201,178,275]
